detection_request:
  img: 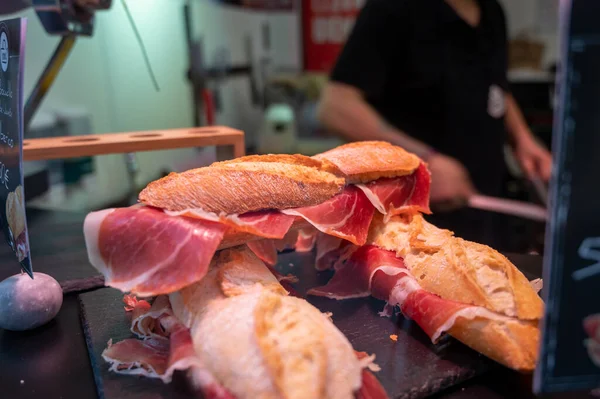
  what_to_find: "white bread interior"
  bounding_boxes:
[169,247,363,399]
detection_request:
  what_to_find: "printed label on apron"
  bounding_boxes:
[487,84,505,119]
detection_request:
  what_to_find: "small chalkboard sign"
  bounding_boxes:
[535,0,600,393]
[0,18,30,277]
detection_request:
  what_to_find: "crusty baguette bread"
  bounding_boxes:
[368,213,544,320]
[215,247,288,297]
[449,314,539,371]
[367,213,542,371]
[139,154,345,214]
[215,153,344,176]
[314,141,421,184]
[170,247,364,399]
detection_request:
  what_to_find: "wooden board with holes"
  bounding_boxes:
[22,126,245,161]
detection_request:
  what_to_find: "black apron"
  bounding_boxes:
[425,0,508,246]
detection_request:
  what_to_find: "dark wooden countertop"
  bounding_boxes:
[0,209,595,399]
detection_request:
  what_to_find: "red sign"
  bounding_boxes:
[214,0,294,10]
[302,0,363,72]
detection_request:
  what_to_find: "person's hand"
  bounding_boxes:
[427,153,476,212]
[513,134,552,182]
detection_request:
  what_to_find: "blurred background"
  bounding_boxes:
[3,0,558,253]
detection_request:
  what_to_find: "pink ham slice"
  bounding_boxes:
[355,351,390,399]
[165,208,296,239]
[315,233,361,272]
[123,294,150,313]
[128,295,172,338]
[102,337,171,379]
[102,315,198,384]
[295,228,318,252]
[282,186,375,246]
[584,314,600,367]
[356,163,431,222]
[244,242,298,283]
[315,233,344,271]
[103,296,236,398]
[246,240,278,266]
[309,245,509,344]
[274,230,299,252]
[84,206,228,297]
[584,314,600,341]
[270,228,315,253]
[308,246,405,300]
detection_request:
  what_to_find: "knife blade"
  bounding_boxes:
[467,194,548,222]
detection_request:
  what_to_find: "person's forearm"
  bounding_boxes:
[505,93,534,144]
[317,85,433,158]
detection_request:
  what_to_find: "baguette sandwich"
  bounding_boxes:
[306,143,544,372]
[83,140,543,398]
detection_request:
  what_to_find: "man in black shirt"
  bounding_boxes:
[317,0,552,244]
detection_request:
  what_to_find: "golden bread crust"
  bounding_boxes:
[254,293,327,399]
[215,153,344,176]
[369,214,544,320]
[449,316,540,371]
[139,155,345,214]
[313,141,421,183]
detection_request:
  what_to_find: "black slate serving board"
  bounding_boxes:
[78,250,545,399]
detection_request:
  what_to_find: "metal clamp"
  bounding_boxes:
[32,0,112,36]
[24,1,113,130]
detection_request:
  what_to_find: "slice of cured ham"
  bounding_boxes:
[165,208,296,239]
[128,295,172,338]
[584,314,600,367]
[273,230,299,252]
[246,240,278,266]
[84,206,227,297]
[356,162,431,222]
[315,233,344,271]
[244,241,298,284]
[103,296,236,398]
[282,186,375,246]
[295,228,318,252]
[308,245,406,300]
[309,245,518,343]
[355,351,389,399]
[270,227,317,253]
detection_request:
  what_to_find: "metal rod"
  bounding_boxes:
[24,34,77,131]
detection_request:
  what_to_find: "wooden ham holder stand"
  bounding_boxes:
[22,126,246,161]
